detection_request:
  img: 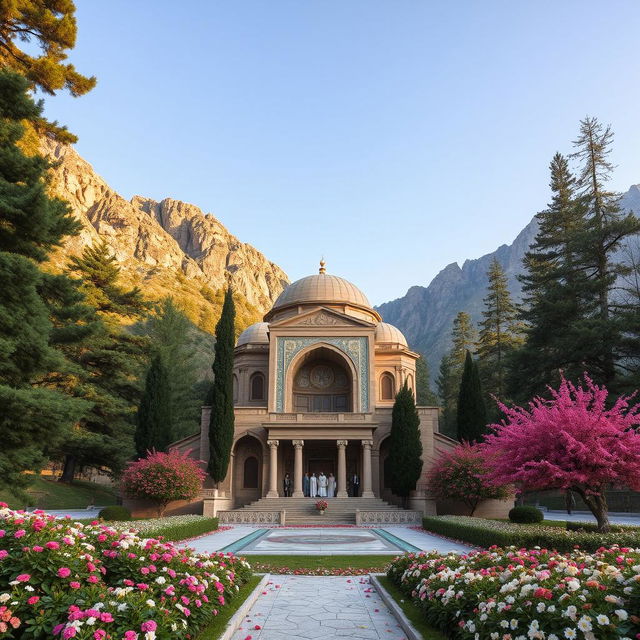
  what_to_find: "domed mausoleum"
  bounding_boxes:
[168,262,486,523]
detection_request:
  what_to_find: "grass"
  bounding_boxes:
[377,575,449,640]
[246,554,394,573]
[197,574,262,639]
[0,476,117,510]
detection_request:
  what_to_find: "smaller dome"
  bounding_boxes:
[375,322,408,347]
[236,322,269,346]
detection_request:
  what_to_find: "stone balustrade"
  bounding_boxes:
[217,510,286,525]
[355,510,422,525]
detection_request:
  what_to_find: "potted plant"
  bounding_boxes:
[315,499,328,515]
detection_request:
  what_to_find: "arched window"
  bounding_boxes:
[250,372,265,401]
[243,456,258,488]
[380,373,395,400]
[232,374,238,404]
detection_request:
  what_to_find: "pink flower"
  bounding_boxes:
[123,632,137,640]
[53,624,65,635]
[14,530,25,538]
[99,612,113,623]
[27,596,39,605]
[87,575,99,583]
[0,550,8,560]
[63,627,77,639]
[94,631,106,640]
[16,574,30,582]
[46,541,60,550]
[32,546,43,552]
[69,582,81,589]
[140,620,157,632]
[57,567,71,578]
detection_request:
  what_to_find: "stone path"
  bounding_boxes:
[231,575,406,640]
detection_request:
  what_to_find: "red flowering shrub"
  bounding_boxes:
[426,442,511,515]
[121,450,206,516]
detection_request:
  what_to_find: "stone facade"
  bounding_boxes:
[171,263,509,518]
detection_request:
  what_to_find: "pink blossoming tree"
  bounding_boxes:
[427,442,511,516]
[121,449,206,517]
[482,375,640,532]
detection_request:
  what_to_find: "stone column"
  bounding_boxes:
[361,440,374,497]
[336,440,348,498]
[267,440,279,498]
[292,440,304,497]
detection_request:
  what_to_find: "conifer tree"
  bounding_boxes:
[208,288,236,485]
[415,355,438,406]
[387,382,423,506]
[476,258,522,401]
[135,353,173,456]
[0,71,87,491]
[437,312,476,434]
[457,351,487,442]
[0,1,96,142]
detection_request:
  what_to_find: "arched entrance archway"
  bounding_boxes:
[287,345,356,412]
[232,434,264,507]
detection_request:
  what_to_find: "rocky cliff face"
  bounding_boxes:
[377,186,640,377]
[42,139,289,326]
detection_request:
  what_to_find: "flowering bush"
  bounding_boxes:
[121,450,206,517]
[315,500,328,512]
[0,503,251,639]
[388,546,640,640]
[427,442,511,516]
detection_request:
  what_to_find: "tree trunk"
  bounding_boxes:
[59,455,77,483]
[575,487,610,532]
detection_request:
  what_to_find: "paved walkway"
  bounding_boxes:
[231,575,406,640]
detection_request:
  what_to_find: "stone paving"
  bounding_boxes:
[231,575,407,640]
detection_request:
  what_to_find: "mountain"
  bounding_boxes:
[377,185,640,377]
[41,139,289,331]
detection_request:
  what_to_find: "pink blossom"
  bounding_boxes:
[46,541,60,550]
[62,627,77,639]
[27,596,39,605]
[14,530,25,538]
[123,632,137,640]
[57,567,71,578]
[16,574,30,582]
[69,582,81,589]
[0,550,8,560]
[140,620,157,632]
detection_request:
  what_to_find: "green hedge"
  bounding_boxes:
[110,515,219,542]
[423,515,640,552]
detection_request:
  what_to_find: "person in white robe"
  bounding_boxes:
[327,473,336,497]
[318,472,328,497]
[309,473,318,498]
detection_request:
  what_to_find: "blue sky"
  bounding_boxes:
[42,1,640,305]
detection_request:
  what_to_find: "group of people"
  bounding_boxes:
[282,472,361,497]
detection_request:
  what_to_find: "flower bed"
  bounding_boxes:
[423,515,640,553]
[0,504,251,638]
[388,546,640,639]
[107,515,220,542]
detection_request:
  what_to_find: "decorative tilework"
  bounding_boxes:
[275,337,369,412]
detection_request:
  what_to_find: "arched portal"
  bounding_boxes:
[287,345,355,412]
[232,434,264,507]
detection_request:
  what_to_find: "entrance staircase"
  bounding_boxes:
[226,496,406,524]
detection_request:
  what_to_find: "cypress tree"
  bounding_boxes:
[476,258,522,402]
[415,355,438,406]
[457,351,487,442]
[135,354,173,456]
[387,382,423,506]
[208,288,236,485]
[0,71,87,491]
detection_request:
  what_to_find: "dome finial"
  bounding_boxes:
[319,258,326,274]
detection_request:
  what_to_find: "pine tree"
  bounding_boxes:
[437,312,476,434]
[0,71,87,491]
[509,153,590,399]
[415,354,438,406]
[208,288,236,485]
[387,382,423,505]
[135,353,173,456]
[137,298,203,441]
[0,1,96,142]
[457,351,487,442]
[570,117,640,386]
[476,258,522,401]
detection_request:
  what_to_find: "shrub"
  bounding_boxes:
[422,515,640,552]
[387,546,640,640]
[121,449,206,516]
[427,442,511,515]
[98,505,131,521]
[0,503,251,638]
[509,505,543,523]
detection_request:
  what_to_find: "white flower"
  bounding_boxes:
[615,609,628,621]
[0,594,9,603]
[577,617,593,632]
[24,586,34,592]
[117,603,128,612]
[500,620,509,628]
[155,576,166,584]
[596,614,609,625]
[86,617,96,626]
[510,619,519,629]
[547,605,556,613]
[564,629,577,639]
[144,633,156,640]
[548,636,559,640]
[146,599,155,608]
[564,605,577,620]
[536,602,545,612]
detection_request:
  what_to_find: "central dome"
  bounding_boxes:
[271,269,371,312]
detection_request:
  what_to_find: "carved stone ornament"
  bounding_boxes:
[336,440,349,448]
[267,440,279,448]
[361,440,374,448]
[298,311,340,326]
[292,440,304,448]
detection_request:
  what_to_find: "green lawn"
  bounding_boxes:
[377,575,449,640]
[246,554,394,573]
[0,476,117,510]
[197,575,262,639]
